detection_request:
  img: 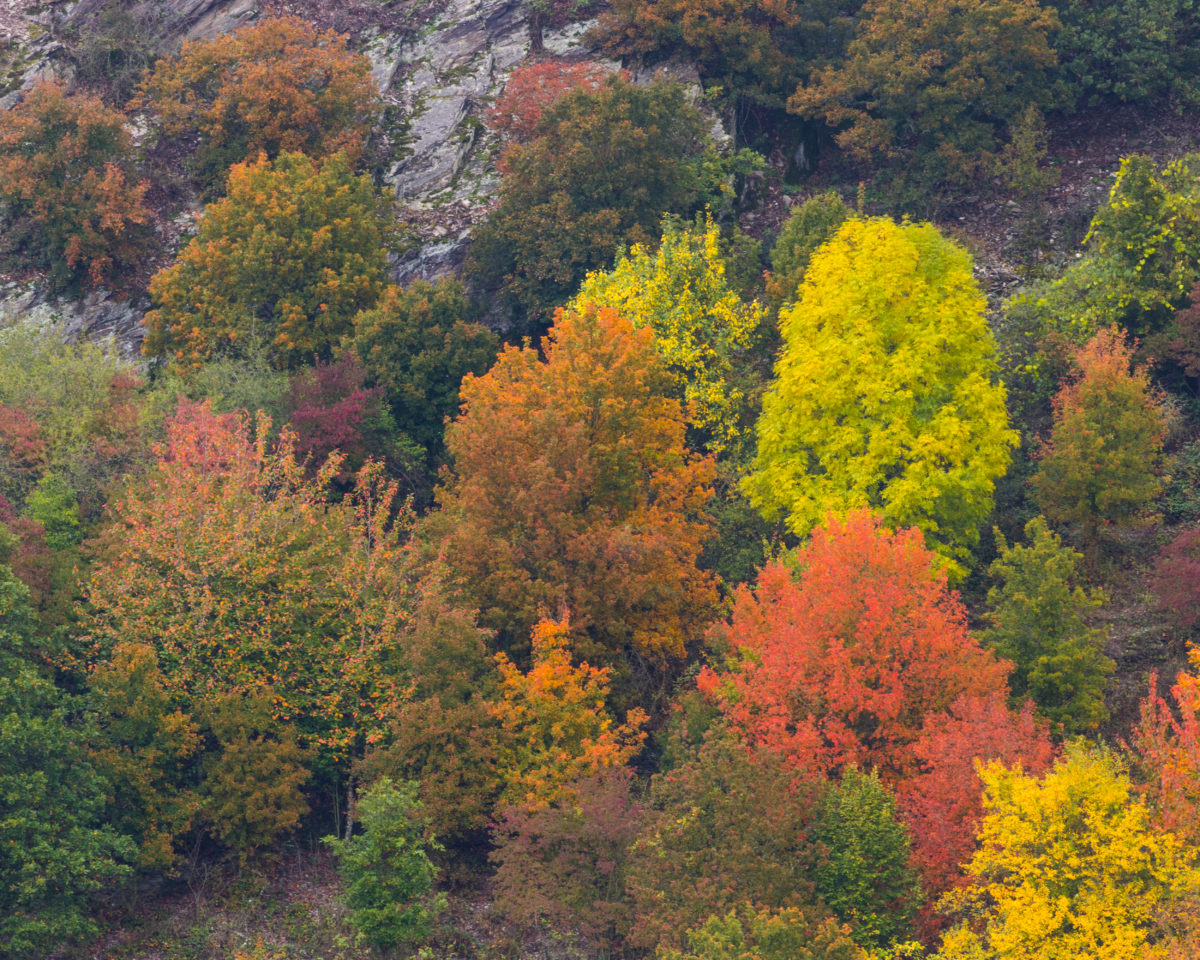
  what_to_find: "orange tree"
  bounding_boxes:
[133,15,378,189]
[698,512,1011,782]
[77,401,419,793]
[143,151,391,371]
[431,304,719,694]
[486,59,614,143]
[0,80,152,289]
[1031,326,1166,555]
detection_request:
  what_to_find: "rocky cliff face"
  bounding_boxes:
[0,0,613,350]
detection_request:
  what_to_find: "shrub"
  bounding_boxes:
[790,0,1063,196]
[982,516,1113,735]
[1152,528,1200,629]
[0,80,152,289]
[656,905,862,960]
[144,151,391,370]
[465,76,713,332]
[133,15,378,189]
[744,217,1016,575]
[324,778,445,952]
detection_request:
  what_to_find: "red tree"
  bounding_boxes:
[1132,669,1200,846]
[284,355,384,482]
[488,60,616,144]
[1152,528,1200,628]
[698,512,1011,781]
[898,693,1055,922]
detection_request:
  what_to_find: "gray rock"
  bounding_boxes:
[0,280,147,358]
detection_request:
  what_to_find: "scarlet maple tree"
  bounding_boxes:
[898,693,1055,915]
[433,304,718,686]
[1132,667,1200,846]
[78,400,417,768]
[699,512,1010,781]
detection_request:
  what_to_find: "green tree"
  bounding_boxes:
[790,0,1063,196]
[144,151,391,371]
[324,778,445,951]
[24,473,82,552]
[567,213,765,455]
[465,76,714,331]
[766,190,850,306]
[744,217,1016,575]
[0,80,153,289]
[812,767,921,950]
[0,565,134,959]
[349,279,498,458]
[1031,327,1165,553]
[939,744,1200,960]
[982,517,1112,735]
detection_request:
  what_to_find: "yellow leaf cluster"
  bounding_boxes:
[569,214,763,455]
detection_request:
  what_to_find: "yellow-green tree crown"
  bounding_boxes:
[939,743,1200,960]
[569,214,764,455]
[743,216,1017,575]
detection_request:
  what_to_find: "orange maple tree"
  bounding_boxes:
[487,59,616,143]
[434,304,719,684]
[699,512,1011,781]
[490,616,647,812]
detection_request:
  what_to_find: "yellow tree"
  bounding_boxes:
[490,616,647,812]
[939,744,1200,960]
[568,214,764,455]
[744,217,1016,575]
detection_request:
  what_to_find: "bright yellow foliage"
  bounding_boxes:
[743,217,1016,574]
[568,215,763,454]
[939,744,1200,960]
[490,616,647,813]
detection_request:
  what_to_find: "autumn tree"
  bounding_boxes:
[939,744,1200,960]
[1152,528,1200,629]
[982,517,1113,734]
[1132,669,1200,849]
[699,513,1010,781]
[790,0,1062,194]
[744,218,1016,575]
[568,214,765,455]
[465,76,714,331]
[487,59,614,142]
[897,694,1055,912]
[133,15,378,188]
[356,583,504,840]
[490,616,646,812]
[0,80,153,289]
[1031,327,1166,553]
[78,402,417,784]
[349,279,498,461]
[811,767,921,950]
[433,304,718,687]
[625,731,822,951]
[491,768,642,948]
[144,151,391,370]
